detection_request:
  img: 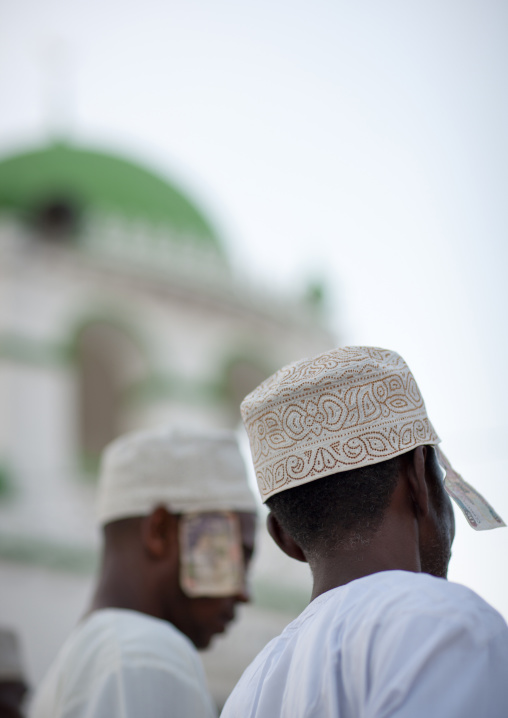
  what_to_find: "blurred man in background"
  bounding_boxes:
[0,628,29,718]
[222,346,508,718]
[30,426,257,718]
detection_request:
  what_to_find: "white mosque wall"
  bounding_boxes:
[0,223,334,552]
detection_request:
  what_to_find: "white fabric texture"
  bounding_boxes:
[221,571,508,718]
[29,609,217,718]
[97,426,257,525]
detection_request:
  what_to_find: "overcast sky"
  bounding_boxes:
[1,0,508,616]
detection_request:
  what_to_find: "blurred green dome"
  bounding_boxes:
[0,141,222,253]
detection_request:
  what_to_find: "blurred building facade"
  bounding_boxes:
[0,140,334,706]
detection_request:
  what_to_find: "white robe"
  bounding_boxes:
[221,570,508,718]
[29,608,217,718]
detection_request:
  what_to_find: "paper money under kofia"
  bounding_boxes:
[179,512,245,598]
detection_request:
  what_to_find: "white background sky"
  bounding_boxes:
[1,0,508,616]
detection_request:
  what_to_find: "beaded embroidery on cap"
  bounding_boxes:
[241,347,440,502]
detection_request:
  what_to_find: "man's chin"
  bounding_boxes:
[193,619,233,650]
[194,631,217,651]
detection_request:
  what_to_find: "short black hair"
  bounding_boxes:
[266,454,403,559]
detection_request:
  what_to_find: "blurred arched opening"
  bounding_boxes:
[74,320,147,474]
[221,354,271,422]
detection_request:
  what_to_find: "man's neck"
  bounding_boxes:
[87,555,161,619]
[309,536,421,600]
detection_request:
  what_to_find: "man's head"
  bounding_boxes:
[96,427,257,649]
[265,444,455,579]
[241,347,503,584]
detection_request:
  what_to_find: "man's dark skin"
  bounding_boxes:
[0,680,28,718]
[267,446,455,600]
[90,507,257,649]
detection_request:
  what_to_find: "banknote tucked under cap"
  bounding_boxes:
[241,346,505,530]
[97,426,257,525]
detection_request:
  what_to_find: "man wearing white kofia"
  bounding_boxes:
[31,427,257,718]
[221,346,508,718]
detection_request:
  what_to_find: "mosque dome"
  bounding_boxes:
[0,141,223,255]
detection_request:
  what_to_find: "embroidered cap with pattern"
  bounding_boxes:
[240,346,504,530]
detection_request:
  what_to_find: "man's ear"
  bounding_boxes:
[404,446,431,520]
[140,506,177,560]
[267,512,308,563]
